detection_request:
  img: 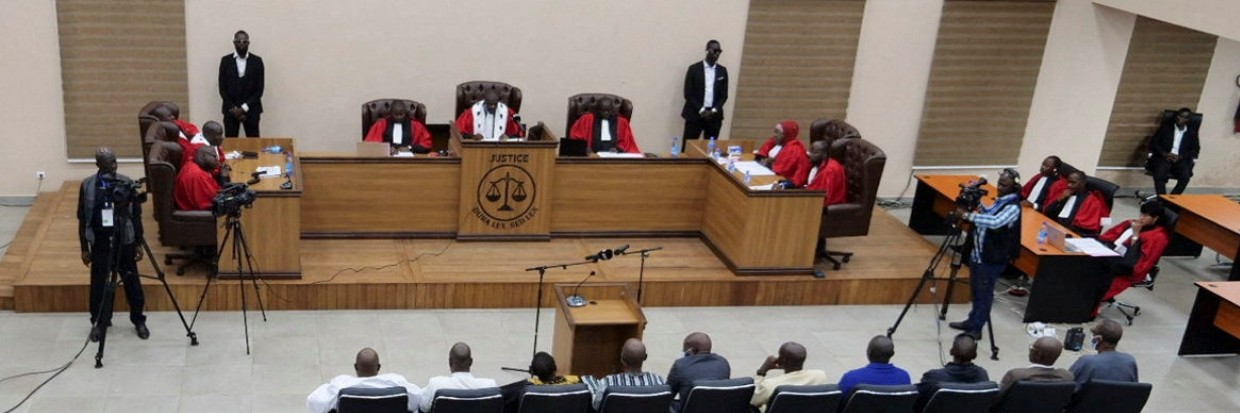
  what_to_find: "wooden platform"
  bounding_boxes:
[0,182,966,312]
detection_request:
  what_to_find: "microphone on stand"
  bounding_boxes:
[585,245,628,261]
[613,244,631,256]
[565,271,595,308]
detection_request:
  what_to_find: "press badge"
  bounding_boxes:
[101,202,115,227]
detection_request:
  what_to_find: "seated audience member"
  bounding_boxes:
[838,335,911,395]
[667,332,731,412]
[568,98,640,154]
[915,334,989,410]
[1149,107,1200,195]
[175,146,221,211]
[998,336,1073,396]
[1070,319,1138,388]
[803,140,846,205]
[419,342,499,413]
[751,341,828,412]
[1021,155,1066,210]
[306,347,421,413]
[364,100,433,154]
[583,338,665,410]
[455,90,524,141]
[187,121,230,183]
[1042,170,1110,236]
[527,351,581,385]
[1095,200,1170,312]
[755,120,811,187]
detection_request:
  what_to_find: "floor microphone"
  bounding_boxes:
[565,271,596,308]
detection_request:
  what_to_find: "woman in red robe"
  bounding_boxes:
[756,120,811,187]
[1095,200,1170,315]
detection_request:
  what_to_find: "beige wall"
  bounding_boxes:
[183,0,750,155]
[1094,0,1240,41]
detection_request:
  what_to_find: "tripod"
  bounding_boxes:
[189,211,267,355]
[502,259,596,374]
[93,190,198,368]
[887,223,1000,360]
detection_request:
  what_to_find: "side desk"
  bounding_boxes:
[1179,281,1240,356]
[219,138,303,279]
[1161,195,1240,281]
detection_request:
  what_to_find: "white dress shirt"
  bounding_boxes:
[392,123,404,145]
[306,373,421,413]
[1171,124,1186,155]
[702,61,717,110]
[482,112,498,141]
[1058,195,1078,219]
[600,119,612,141]
[418,372,499,413]
[768,144,783,160]
[233,52,250,112]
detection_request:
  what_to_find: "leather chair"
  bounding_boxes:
[517,383,591,413]
[917,381,998,413]
[681,378,754,413]
[809,119,861,146]
[138,101,173,169]
[990,381,1075,413]
[143,121,185,180]
[766,384,842,413]
[597,385,673,413]
[839,384,918,413]
[429,387,504,413]
[1104,207,1178,325]
[1084,176,1120,211]
[147,141,217,275]
[1144,109,1202,174]
[818,138,887,270]
[565,93,635,137]
[360,98,429,138]
[456,81,523,116]
[335,386,411,413]
[1066,380,1152,413]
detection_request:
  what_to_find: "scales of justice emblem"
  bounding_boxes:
[476,164,536,223]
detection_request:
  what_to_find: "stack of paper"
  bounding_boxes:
[1064,238,1120,257]
[732,161,776,176]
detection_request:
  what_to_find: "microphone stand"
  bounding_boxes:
[502,258,597,374]
[620,247,662,304]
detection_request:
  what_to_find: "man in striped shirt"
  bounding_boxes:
[949,169,1023,339]
[583,338,666,410]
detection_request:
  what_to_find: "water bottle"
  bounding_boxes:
[670,136,681,158]
[264,145,282,154]
[743,170,752,185]
[727,158,737,172]
[707,136,717,158]
[1037,222,1049,246]
[284,152,294,178]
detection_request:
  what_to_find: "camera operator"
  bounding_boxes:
[77,148,149,341]
[949,169,1022,339]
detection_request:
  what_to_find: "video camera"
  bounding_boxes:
[211,182,256,217]
[955,177,989,212]
[100,176,148,205]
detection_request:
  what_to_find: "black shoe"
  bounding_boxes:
[89,326,103,342]
[948,321,970,331]
[135,323,150,340]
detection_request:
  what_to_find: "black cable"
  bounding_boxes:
[1,330,92,413]
[256,241,453,304]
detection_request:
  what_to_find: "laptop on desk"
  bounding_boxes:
[558,138,588,157]
[1044,223,1068,251]
[356,142,391,157]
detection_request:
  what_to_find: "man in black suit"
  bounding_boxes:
[666,332,730,412]
[218,30,265,137]
[1149,107,1200,195]
[681,40,728,143]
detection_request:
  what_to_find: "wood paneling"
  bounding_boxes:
[217,139,302,278]
[300,158,461,235]
[700,165,822,273]
[456,140,558,239]
[1100,17,1216,167]
[731,0,865,140]
[914,1,1054,166]
[551,162,706,233]
[1161,195,1240,262]
[58,0,189,158]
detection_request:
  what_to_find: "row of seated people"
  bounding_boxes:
[305,323,1141,413]
[1018,154,1171,316]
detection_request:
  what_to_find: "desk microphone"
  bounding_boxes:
[246,172,262,185]
[565,271,595,308]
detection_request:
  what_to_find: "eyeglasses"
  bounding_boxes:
[233,40,250,45]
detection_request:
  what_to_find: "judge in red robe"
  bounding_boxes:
[186,121,230,184]
[1021,155,1065,210]
[801,140,847,206]
[175,146,222,211]
[1043,170,1110,236]
[364,101,433,153]
[1095,201,1170,314]
[454,92,523,140]
[567,99,641,154]
[756,120,811,187]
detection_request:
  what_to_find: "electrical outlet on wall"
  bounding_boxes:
[36,171,46,180]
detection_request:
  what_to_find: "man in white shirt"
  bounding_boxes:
[218,30,265,137]
[306,347,421,413]
[1149,107,1200,195]
[751,341,829,411]
[419,342,499,413]
[680,40,729,143]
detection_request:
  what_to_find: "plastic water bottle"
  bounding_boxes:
[670,136,681,158]
[743,170,752,185]
[707,136,717,158]
[264,145,282,154]
[727,158,737,172]
[1037,222,1049,246]
[284,152,294,178]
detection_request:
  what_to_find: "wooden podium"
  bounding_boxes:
[453,128,558,240]
[552,283,646,377]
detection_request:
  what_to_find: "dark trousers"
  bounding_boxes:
[89,237,146,327]
[681,116,722,142]
[965,261,1005,332]
[224,112,261,137]
[1151,157,1193,194]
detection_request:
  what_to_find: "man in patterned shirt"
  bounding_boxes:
[950,169,1023,339]
[584,338,666,410]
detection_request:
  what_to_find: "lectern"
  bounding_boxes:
[552,283,646,377]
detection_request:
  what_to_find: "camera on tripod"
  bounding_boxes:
[211,182,256,218]
[101,176,148,205]
[948,178,989,226]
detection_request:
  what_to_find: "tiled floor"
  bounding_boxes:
[1,198,1238,412]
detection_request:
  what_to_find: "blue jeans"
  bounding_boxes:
[965,262,1006,331]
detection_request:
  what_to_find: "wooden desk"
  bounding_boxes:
[910,175,1109,323]
[1161,195,1240,281]
[553,283,645,377]
[1179,281,1240,356]
[219,138,303,278]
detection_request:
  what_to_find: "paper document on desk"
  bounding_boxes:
[732,161,776,176]
[596,152,644,158]
[255,166,282,178]
[392,152,415,158]
[1064,238,1120,257]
